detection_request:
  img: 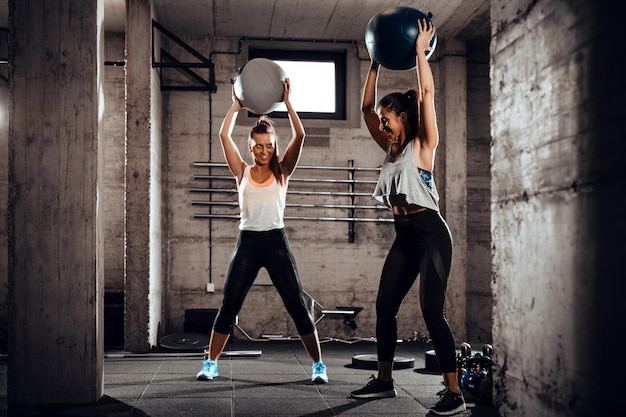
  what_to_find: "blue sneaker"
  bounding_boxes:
[196,359,218,381]
[311,361,328,384]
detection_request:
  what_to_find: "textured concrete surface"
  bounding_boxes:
[1,341,499,417]
[489,0,624,415]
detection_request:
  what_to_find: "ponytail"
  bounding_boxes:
[378,89,420,141]
[404,89,419,141]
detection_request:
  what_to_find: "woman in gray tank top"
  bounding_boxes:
[350,19,466,416]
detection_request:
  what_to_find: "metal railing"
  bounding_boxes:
[190,160,393,242]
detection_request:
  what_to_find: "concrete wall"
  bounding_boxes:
[0,7,494,356]
[102,32,125,293]
[4,0,625,413]
[8,0,104,403]
[490,0,624,415]
[153,33,492,345]
[124,0,164,352]
[0,28,7,353]
[466,39,492,344]
[161,36,425,341]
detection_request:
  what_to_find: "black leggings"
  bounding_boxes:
[213,229,316,336]
[376,209,457,373]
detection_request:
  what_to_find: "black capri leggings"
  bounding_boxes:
[376,209,457,373]
[212,228,316,336]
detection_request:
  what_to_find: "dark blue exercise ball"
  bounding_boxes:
[365,7,437,71]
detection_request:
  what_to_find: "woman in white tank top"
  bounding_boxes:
[195,78,328,385]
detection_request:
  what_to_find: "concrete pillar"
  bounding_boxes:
[438,39,468,343]
[0,27,9,351]
[125,0,163,352]
[490,0,625,415]
[465,40,492,344]
[8,0,104,404]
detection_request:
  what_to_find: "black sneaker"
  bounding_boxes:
[351,375,397,399]
[428,390,466,415]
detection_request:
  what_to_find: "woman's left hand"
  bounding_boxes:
[415,19,435,54]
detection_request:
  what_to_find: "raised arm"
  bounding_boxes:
[361,59,388,151]
[415,19,439,159]
[219,87,247,183]
[279,78,306,177]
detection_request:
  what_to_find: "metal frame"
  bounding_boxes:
[190,161,394,242]
[151,19,217,92]
[231,287,368,344]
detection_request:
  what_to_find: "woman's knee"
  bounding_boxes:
[421,305,446,329]
[212,320,233,335]
[213,310,237,335]
[293,314,315,335]
[286,304,315,335]
[376,295,400,319]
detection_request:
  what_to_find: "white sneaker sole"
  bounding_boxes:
[196,373,217,381]
[428,403,466,415]
[312,376,328,384]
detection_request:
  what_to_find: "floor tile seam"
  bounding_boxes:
[227,358,237,401]
[132,361,164,413]
[396,386,426,407]
[227,350,328,402]
[280,346,314,379]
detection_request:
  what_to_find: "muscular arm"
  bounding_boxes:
[219,91,247,183]
[415,19,439,168]
[280,79,306,177]
[361,60,388,151]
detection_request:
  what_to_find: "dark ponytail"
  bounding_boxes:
[378,89,420,141]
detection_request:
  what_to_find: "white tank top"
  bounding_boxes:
[237,165,287,231]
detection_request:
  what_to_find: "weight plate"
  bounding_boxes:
[159,332,209,351]
[352,354,414,370]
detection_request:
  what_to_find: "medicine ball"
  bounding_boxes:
[365,7,437,70]
[233,58,287,115]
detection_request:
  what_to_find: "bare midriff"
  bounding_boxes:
[389,194,427,216]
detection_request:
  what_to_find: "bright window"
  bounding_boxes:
[272,60,336,113]
[248,49,346,120]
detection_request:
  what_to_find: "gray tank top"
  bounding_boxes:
[372,140,440,212]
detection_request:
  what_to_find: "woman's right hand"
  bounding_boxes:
[282,78,292,104]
